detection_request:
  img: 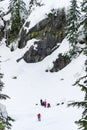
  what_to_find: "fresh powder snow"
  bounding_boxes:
[0,39,86,130]
[0,0,86,130]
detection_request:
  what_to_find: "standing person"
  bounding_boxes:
[47,103,51,108]
[40,99,43,106]
[43,100,47,107]
[37,113,41,121]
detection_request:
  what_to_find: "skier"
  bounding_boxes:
[37,113,41,121]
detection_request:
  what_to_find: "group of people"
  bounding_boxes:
[40,99,51,108]
[37,99,65,121]
[37,99,51,121]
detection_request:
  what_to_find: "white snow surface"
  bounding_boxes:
[0,0,86,130]
[0,39,86,130]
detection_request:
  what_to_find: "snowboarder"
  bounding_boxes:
[37,113,41,121]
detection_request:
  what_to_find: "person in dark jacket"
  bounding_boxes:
[47,103,51,108]
[40,99,43,106]
[37,113,41,121]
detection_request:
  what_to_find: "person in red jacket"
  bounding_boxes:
[43,100,47,107]
[37,113,41,121]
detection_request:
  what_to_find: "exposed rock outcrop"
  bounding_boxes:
[46,53,71,72]
[21,8,66,63]
[18,28,27,48]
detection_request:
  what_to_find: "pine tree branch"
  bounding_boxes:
[78,84,87,93]
[68,101,87,108]
[0,94,10,100]
[73,75,87,86]
[82,109,87,116]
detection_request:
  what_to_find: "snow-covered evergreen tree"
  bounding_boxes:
[0,73,14,130]
[68,51,87,130]
[28,0,44,15]
[0,72,9,100]
[68,75,87,130]
[81,0,87,43]
[66,0,81,45]
[9,0,28,41]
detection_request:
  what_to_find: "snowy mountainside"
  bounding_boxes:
[0,0,86,130]
[18,0,83,63]
[0,38,86,130]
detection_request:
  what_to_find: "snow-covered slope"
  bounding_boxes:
[0,0,86,130]
[0,39,86,130]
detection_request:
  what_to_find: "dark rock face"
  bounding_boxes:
[23,46,40,63]
[0,18,4,41]
[47,53,71,72]
[20,8,66,62]
[0,18,11,45]
[25,22,30,28]
[18,28,27,48]
[23,39,60,63]
[18,22,30,48]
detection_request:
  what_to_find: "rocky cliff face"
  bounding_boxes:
[0,17,5,41]
[46,53,71,72]
[18,8,66,63]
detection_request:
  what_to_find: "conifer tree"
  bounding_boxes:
[68,75,87,130]
[0,72,10,100]
[68,50,87,130]
[0,73,14,129]
[9,0,28,41]
[66,0,81,46]
[28,0,44,15]
[81,0,87,43]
